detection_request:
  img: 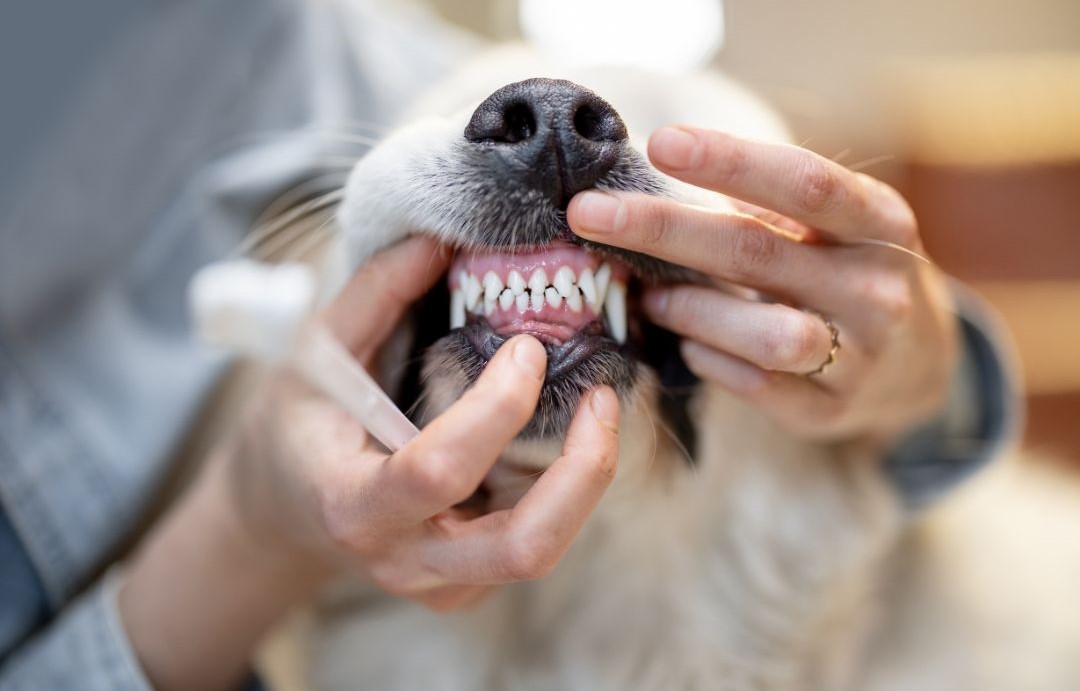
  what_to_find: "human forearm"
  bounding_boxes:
[118,450,327,691]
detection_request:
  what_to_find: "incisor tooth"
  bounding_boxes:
[508,270,526,295]
[528,268,549,295]
[499,288,514,311]
[553,266,575,297]
[483,271,503,302]
[595,264,612,306]
[578,267,597,307]
[545,287,562,308]
[515,292,529,313]
[465,274,482,310]
[604,281,627,344]
[530,288,545,312]
[484,298,495,316]
[566,290,583,313]
[450,289,466,329]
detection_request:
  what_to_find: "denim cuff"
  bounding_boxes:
[0,570,151,691]
[883,287,1021,510]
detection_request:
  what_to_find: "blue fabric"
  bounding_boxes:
[0,509,48,662]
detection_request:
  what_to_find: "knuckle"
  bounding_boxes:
[706,133,748,187]
[666,288,709,324]
[637,199,674,248]
[407,449,473,506]
[761,309,820,371]
[501,533,557,581]
[864,273,915,323]
[793,159,844,216]
[729,228,781,280]
[316,485,358,550]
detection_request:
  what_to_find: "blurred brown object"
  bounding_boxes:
[894,53,1080,462]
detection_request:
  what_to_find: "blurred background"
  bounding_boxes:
[422,0,1080,466]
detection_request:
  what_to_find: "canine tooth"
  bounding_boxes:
[545,287,563,308]
[530,288,545,312]
[515,292,529,313]
[528,268,549,296]
[595,264,612,306]
[553,266,576,297]
[450,289,466,329]
[465,274,483,310]
[577,267,597,307]
[499,288,514,311]
[508,270,526,296]
[604,281,627,344]
[483,271,503,302]
[565,289,583,313]
[484,298,496,316]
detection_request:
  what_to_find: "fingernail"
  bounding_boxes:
[650,126,700,170]
[572,191,623,236]
[643,289,670,317]
[589,388,620,434]
[511,336,547,381]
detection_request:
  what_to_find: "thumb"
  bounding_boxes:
[321,235,449,360]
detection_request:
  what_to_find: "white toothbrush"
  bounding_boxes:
[188,259,420,452]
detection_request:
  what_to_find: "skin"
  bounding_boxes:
[119,236,620,691]
[568,125,959,447]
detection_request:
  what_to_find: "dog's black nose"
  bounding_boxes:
[464,78,628,209]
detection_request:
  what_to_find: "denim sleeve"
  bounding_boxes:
[0,569,151,691]
[883,292,1020,510]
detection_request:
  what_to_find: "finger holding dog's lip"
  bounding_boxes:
[322,235,450,364]
[645,126,918,247]
[373,335,548,528]
[408,386,619,585]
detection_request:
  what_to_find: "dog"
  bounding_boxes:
[260,47,1080,691]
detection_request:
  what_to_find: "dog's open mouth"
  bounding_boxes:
[448,240,633,381]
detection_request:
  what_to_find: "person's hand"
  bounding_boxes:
[230,236,621,611]
[568,126,958,448]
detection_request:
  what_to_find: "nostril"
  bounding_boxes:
[503,102,536,144]
[571,101,627,143]
[572,105,602,141]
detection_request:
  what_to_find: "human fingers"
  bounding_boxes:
[568,189,839,304]
[408,386,619,584]
[368,336,548,527]
[322,235,449,360]
[677,341,854,440]
[646,126,918,246]
[643,286,841,376]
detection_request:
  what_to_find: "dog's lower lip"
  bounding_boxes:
[462,318,616,382]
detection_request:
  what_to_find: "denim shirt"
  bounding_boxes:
[0,1,1015,688]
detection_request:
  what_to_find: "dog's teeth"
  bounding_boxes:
[527,268,549,296]
[545,287,563,309]
[465,274,483,310]
[450,289,466,329]
[483,271,503,302]
[577,267,597,308]
[499,288,514,311]
[484,298,496,316]
[530,288,545,312]
[515,292,529,313]
[565,289,583,313]
[595,264,612,306]
[508,270,526,296]
[604,280,627,344]
[553,266,575,297]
